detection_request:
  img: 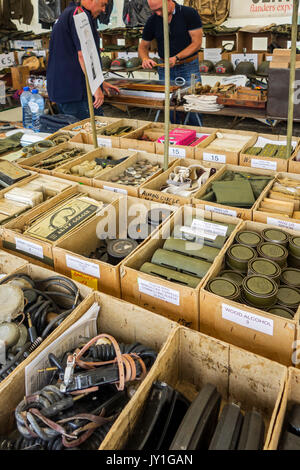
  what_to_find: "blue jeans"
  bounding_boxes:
[158,58,202,126]
[57,100,104,121]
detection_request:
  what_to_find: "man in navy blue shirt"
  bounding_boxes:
[47,0,119,120]
[138,0,203,125]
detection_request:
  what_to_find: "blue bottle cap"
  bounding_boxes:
[23,86,30,91]
[32,89,38,94]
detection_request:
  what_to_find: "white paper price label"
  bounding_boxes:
[267,217,300,232]
[222,303,274,336]
[103,185,127,195]
[191,219,228,238]
[66,254,100,278]
[203,152,226,164]
[169,147,186,158]
[97,138,112,148]
[205,205,237,217]
[251,158,277,171]
[138,278,180,305]
[15,237,44,259]
[0,52,14,70]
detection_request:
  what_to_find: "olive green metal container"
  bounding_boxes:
[151,248,211,279]
[289,236,300,257]
[267,305,295,320]
[226,244,257,273]
[234,230,263,248]
[140,262,200,288]
[163,237,220,263]
[257,242,288,268]
[242,274,278,309]
[276,286,300,311]
[261,228,289,247]
[206,277,240,301]
[280,268,300,288]
[219,270,244,286]
[248,257,281,284]
[288,252,300,269]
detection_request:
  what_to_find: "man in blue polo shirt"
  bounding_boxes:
[138,0,203,125]
[47,0,119,120]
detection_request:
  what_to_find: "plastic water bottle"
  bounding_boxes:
[29,89,44,133]
[20,86,32,129]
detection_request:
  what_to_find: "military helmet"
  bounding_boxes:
[215,59,234,74]
[126,57,142,69]
[101,56,112,70]
[199,60,215,73]
[235,61,256,77]
[256,61,270,77]
[110,58,126,70]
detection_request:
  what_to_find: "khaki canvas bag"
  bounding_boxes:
[184,0,230,25]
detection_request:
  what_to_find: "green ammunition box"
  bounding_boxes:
[163,237,220,263]
[140,262,200,288]
[151,248,212,278]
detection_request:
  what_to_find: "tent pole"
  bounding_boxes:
[286,0,299,158]
[163,0,170,171]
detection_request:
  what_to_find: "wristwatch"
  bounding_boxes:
[175,55,181,62]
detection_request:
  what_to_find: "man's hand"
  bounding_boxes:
[169,56,178,68]
[142,58,158,69]
[102,81,120,96]
[93,87,104,108]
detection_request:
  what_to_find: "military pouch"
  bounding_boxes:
[212,180,255,207]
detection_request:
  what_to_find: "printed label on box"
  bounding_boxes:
[97,138,112,148]
[70,270,98,289]
[66,254,100,278]
[222,303,274,336]
[203,152,226,164]
[138,278,180,305]
[15,237,44,259]
[169,147,186,158]
[103,185,127,195]
[205,205,237,217]
[191,219,228,238]
[251,158,277,171]
[267,217,300,232]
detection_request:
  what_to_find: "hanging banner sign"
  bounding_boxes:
[230,0,294,18]
[74,11,104,95]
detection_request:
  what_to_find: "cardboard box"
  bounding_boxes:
[140,158,223,207]
[101,326,287,450]
[0,263,92,388]
[288,145,300,174]
[155,126,215,160]
[240,134,300,173]
[199,220,300,366]
[53,196,177,297]
[52,147,137,186]
[120,122,173,154]
[95,119,142,149]
[20,142,95,176]
[268,367,300,449]
[61,116,120,133]
[1,185,121,268]
[195,130,257,166]
[94,151,175,197]
[120,205,242,330]
[0,173,77,228]
[193,164,276,221]
[10,65,29,90]
[269,61,290,69]
[0,290,177,444]
[0,249,28,278]
[253,171,300,230]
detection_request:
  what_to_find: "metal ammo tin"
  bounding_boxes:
[140,262,200,288]
[261,228,289,247]
[257,242,288,268]
[276,286,300,311]
[234,230,263,248]
[206,277,240,301]
[242,274,278,308]
[219,270,244,286]
[267,305,295,320]
[106,239,138,265]
[280,268,300,288]
[147,208,173,227]
[289,236,300,257]
[288,252,300,269]
[226,244,257,273]
[151,248,211,279]
[248,258,281,284]
[163,237,220,263]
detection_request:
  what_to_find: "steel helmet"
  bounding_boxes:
[110,58,126,70]
[199,60,215,73]
[256,61,270,77]
[235,61,256,77]
[101,56,112,70]
[125,57,142,69]
[215,59,234,74]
